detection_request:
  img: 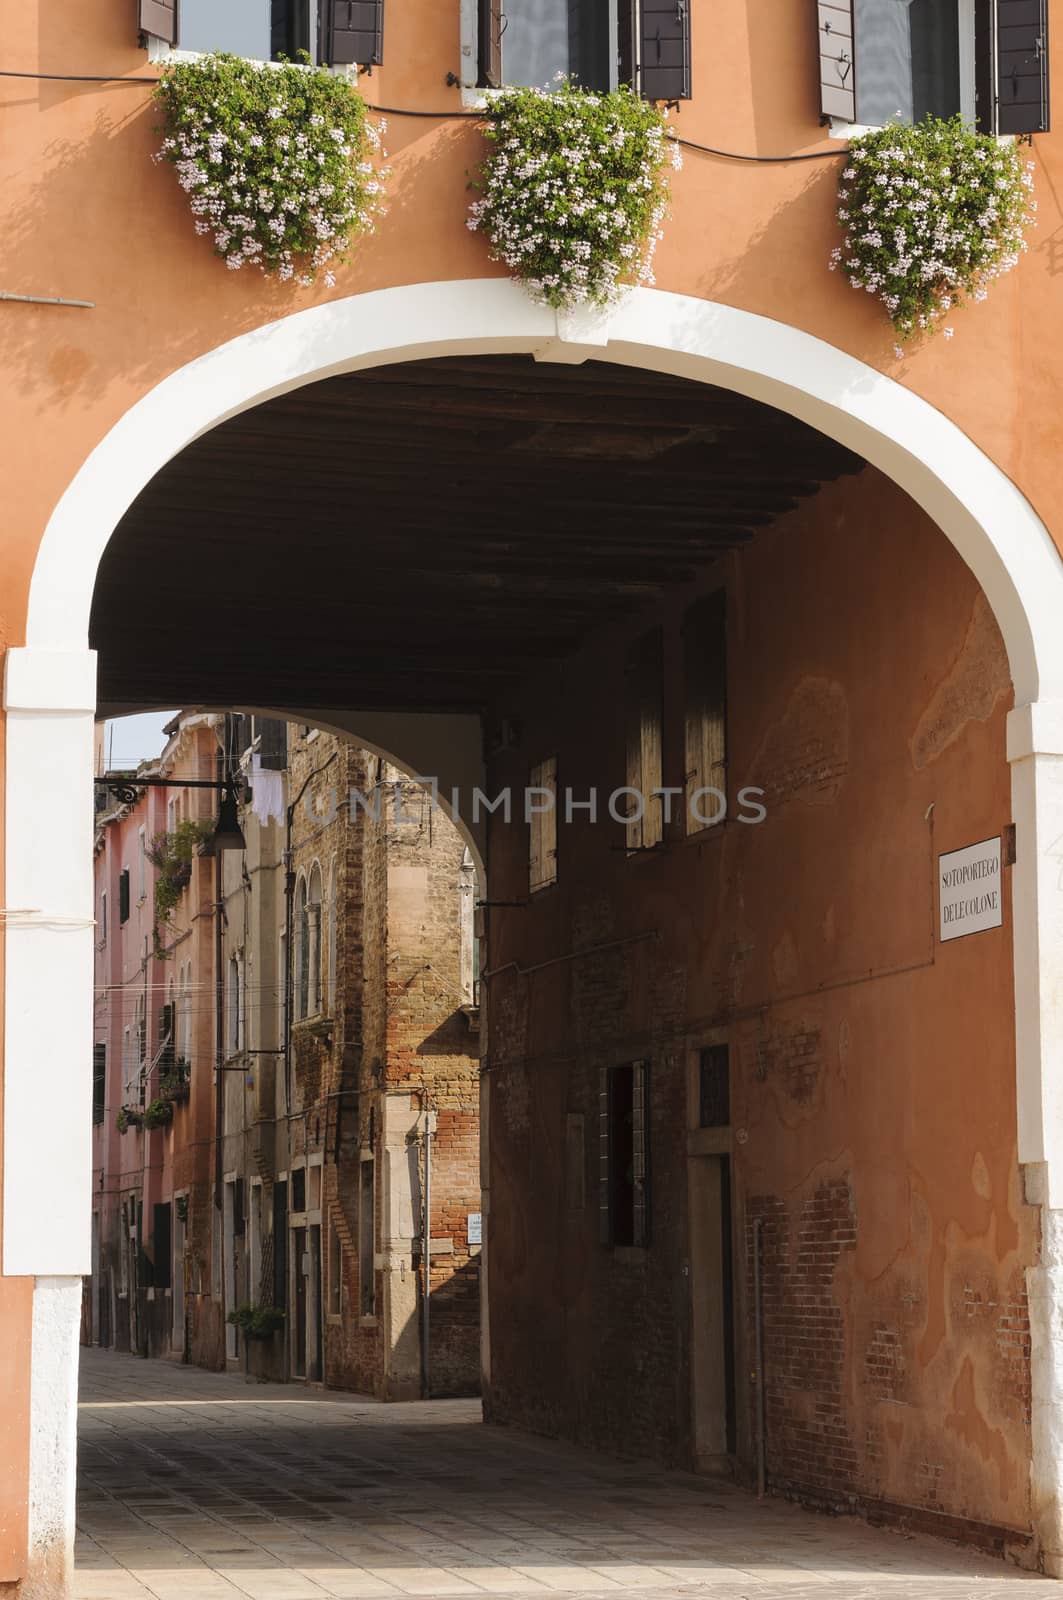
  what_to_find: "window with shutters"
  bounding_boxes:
[475,0,690,100]
[118,869,130,925]
[599,1062,650,1248]
[624,627,664,853]
[140,0,383,69]
[93,1044,107,1127]
[683,590,727,835]
[821,0,1049,134]
[528,756,558,893]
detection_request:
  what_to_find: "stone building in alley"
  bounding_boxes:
[90,714,481,1400]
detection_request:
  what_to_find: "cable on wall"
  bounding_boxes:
[0,69,850,162]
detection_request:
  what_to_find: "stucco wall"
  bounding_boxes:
[482,464,1035,1546]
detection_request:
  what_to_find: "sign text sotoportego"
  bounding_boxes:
[939,836,1002,943]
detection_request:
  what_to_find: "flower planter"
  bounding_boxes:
[469,81,677,310]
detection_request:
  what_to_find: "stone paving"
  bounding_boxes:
[77,1348,1058,1600]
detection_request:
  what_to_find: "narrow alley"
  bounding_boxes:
[76,1350,1054,1600]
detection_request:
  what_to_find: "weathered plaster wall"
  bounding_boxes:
[483,465,1035,1546]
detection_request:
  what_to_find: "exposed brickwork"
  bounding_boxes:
[748,1179,859,1503]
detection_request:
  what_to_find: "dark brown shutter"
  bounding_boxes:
[598,1068,612,1245]
[639,0,691,100]
[631,1060,650,1249]
[153,1203,172,1290]
[325,0,384,66]
[818,0,855,121]
[139,0,177,44]
[93,1044,106,1127]
[258,718,288,772]
[995,0,1050,132]
[478,0,504,88]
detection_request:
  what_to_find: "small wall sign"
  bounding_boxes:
[467,1212,483,1246]
[939,836,1002,942]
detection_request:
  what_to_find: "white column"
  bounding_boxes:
[4,648,96,1600]
[1008,701,1063,1574]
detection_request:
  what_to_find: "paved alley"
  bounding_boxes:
[76,1349,1056,1600]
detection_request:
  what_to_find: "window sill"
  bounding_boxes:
[828,115,1015,145]
[358,1314,379,1328]
[145,36,356,81]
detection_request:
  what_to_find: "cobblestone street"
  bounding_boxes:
[76,1349,1056,1600]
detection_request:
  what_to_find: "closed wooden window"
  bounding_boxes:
[118,869,130,925]
[684,591,726,835]
[529,756,558,893]
[625,627,664,853]
[599,1061,650,1248]
[93,1044,106,1127]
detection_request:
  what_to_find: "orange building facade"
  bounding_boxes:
[4,0,1063,1593]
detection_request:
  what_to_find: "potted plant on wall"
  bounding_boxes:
[469,78,679,310]
[153,52,388,287]
[143,1097,174,1131]
[830,114,1035,346]
[228,1304,286,1382]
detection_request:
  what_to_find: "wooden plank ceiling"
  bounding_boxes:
[91,355,862,716]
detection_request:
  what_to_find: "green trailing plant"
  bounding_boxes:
[116,1106,142,1134]
[149,819,214,955]
[154,52,388,286]
[160,1058,191,1102]
[143,1097,174,1131]
[469,79,678,309]
[227,1303,286,1340]
[830,115,1035,345]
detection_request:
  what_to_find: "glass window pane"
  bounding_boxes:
[504,0,612,90]
[855,0,961,125]
[180,0,271,59]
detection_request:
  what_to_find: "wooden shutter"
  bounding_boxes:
[326,0,384,66]
[153,1203,172,1290]
[139,0,177,45]
[598,1068,612,1245]
[119,869,130,924]
[995,0,1050,133]
[631,1060,650,1248]
[625,628,663,852]
[273,1180,289,1305]
[684,590,727,833]
[234,1178,245,1238]
[159,1003,176,1074]
[818,0,856,121]
[93,1044,106,1127]
[639,0,691,100]
[258,718,288,772]
[478,0,504,88]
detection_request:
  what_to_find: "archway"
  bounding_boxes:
[11,281,1063,1577]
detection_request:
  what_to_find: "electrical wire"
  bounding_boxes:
[0,67,850,162]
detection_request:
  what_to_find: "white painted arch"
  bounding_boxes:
[11,278,1063,1576]
[26,279,1063,703]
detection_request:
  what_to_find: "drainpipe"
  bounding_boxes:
[214,847,225,1216]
